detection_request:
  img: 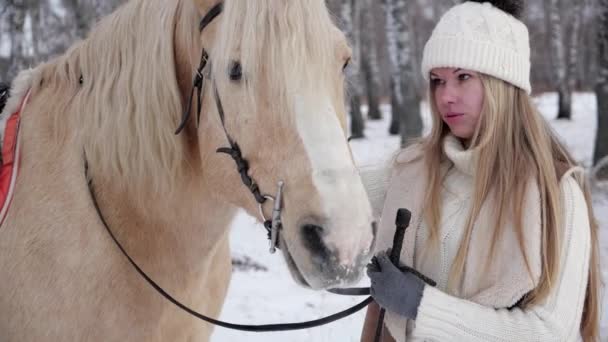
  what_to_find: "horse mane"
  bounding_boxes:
[30,0,201,196]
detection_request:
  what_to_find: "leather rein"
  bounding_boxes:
[84,2,376,334]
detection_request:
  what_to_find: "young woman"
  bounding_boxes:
[361,1,601,341]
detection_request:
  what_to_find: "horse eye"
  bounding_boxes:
[229,61,242,81]
[343,58,351,72]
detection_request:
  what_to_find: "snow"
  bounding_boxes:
[212,93,608,341]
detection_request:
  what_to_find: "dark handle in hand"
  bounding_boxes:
[390,208,411,263]
[374,208,411,342]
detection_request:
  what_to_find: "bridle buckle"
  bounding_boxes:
[269,181,284,253]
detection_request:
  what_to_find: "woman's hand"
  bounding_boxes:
[366,251,430,320]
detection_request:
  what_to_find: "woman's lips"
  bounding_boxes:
[444,112,465,123]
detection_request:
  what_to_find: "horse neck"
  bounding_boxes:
[93,169,236,283]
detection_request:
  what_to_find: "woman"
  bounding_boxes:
[361,0,601,341]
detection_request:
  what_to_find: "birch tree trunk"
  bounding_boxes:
[7,0,28,79]
[546,0,572,120]
[0,0,126,80]
[340,0,365,139]
[27,0,40,62]
[567,0,584,96]
[383,0,423,145]
[383,0,399,135]
[62,0,93,39]
[62,0,124,40]
[360,0,383,121]
[594,0,608,174]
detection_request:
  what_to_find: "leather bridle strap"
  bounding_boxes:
[174,1,270,222]
[199,2,223,31]
[213,84,270,212]
[174,2,224,135]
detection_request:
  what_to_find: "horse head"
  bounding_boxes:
[180,0,377,289]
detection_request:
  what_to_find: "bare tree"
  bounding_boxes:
[61,0,124,39]
[567,0,585,94]
[7,0,29,79]
[360,0,383,120]
[545,0,586,120]
[62,0,92,39]
[545,0,570,119]
[339,0,365,139]
[0,0,125,80]
[383,0,423,146]
[595,0,608,175]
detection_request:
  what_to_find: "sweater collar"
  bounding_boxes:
[443,134,479,177]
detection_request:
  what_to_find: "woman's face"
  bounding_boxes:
[430,68,484,141]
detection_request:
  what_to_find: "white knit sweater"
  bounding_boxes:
[364,135,591,342]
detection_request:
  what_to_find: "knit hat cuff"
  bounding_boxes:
[421,37,531,94]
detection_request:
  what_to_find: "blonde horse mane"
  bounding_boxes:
[21,0,200,198]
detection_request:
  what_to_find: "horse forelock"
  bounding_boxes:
[210,0,344,118]
[208,2,376,278]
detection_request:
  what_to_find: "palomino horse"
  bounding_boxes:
[0,0,376,340]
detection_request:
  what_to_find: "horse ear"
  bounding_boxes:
[191,0,222,16]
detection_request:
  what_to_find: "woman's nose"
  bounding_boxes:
[438,83,458,105]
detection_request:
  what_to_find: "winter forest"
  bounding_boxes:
[1,0,608,340]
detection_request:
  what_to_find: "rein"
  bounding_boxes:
[85,156,372,331]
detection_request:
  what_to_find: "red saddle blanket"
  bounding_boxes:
[0,92,28,226]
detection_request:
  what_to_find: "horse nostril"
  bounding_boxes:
[301,224,331,260]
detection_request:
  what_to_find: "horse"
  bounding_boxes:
[0,0,376,340]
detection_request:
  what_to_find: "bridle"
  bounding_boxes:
[83,1,380,334]
[174,2,282,254]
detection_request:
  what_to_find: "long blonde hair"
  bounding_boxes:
[423,74,601,341]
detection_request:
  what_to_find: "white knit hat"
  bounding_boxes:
[421,1,531,94]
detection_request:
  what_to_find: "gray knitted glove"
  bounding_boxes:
[366,251,426,320]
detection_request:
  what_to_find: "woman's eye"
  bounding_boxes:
[458,74,471,81]
[430,78,444,86]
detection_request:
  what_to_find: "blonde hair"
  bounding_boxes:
[423,74,601,341]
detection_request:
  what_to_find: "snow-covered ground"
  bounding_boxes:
[212,93,608,341]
